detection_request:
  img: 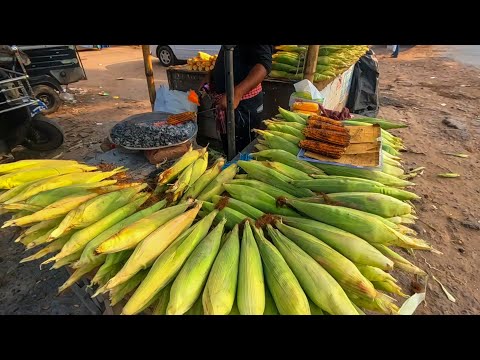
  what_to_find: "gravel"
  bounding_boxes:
[110,120,196,149]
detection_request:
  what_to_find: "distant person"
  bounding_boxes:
[391,45,399,58]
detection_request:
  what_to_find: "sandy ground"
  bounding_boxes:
[1,45,479,315]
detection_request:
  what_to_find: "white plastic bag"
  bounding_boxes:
[288,79,325,108]
[153,85,198,114]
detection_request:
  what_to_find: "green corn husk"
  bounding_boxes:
[227,179,296,199]
[356,264,397,283]
[165,218,226,315]
[352,303,366,315]
[229,302,240,315]
[264,287,279,315]
[121,210,218,315]
[349,292,399,315]
[49,250,82,270]
[0,159,83,174]
[352,117,408,130]
[275,222,377,301]
[264,122,305,139]
[302,192,412,217]
[18,227,52,246]
[20,218,63,238]
[4,168,124,204]
[108,269,149,306]
[165,163,193,202]
[201,202,248,229]
[372,280,408,298]
[383,143,400,156]
[255,129,301,145]
[252,225,310,315]
[252,149,324,176]
[309,300,325,315]
[19,236,69,263]
[372,244,427,276]
[156,146,206,187]
[212,195,264,220]
[95,201,189,255]
[74,200,166,269]
[197,163,238,201]
[152,282,173,315]
[185,297,204,315]
[25,228,57,249]
[2,192,99,228]
[255,144,269,152]
[49,185,146,241]
[224,183,300,217]
[304,175,420,200]
[262,161,312,180]
[311,164,413,188]
[278,107,307,124]
[264,120,306,131]
[256,130,300,156]
[285,198,431,250]
[203,224,240,315]
[104,203,201,291]
[91,250,133,287]
[51,193,150,261]
[383,163,405,178]
[237,221,265,315]
[237,160,314,198]
[281,217,393,270]
[267,225,357,315]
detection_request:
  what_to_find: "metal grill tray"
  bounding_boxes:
[109,111,197,151]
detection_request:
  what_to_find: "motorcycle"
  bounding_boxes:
[0,45,64,155]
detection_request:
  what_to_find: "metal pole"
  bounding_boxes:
[224,45,236,160]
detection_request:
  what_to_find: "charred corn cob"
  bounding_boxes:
[166,112,196,125]
[299,139,346,159]
[307,119,347,132]
[302,127,351,147]
[308,114,344,126]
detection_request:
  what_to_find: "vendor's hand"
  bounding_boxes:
[218,93,241,110]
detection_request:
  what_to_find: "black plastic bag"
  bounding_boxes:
[346,49,379,117]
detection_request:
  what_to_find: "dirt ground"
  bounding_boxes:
[0,45,479,315]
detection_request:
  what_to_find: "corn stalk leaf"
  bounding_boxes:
[398,292,426,315]
[437,173,460,178]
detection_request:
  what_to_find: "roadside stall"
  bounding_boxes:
[0,45,431,316]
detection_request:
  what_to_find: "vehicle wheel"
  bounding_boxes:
[156,46,177,67]
[23,114,64,151]
[33,85,62,114]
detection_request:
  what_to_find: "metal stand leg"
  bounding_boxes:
[224,45,236,160]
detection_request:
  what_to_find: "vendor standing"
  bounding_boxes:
[201,45,273,155]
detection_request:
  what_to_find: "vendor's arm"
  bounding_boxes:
[219,45,273,109]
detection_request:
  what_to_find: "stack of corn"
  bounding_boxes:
[269,45,369,82]
[186,51,218,72]
[1,121,429,315]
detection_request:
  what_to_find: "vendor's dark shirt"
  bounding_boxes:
[212,45,273,94]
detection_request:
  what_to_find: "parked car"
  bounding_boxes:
[150,45,221,67]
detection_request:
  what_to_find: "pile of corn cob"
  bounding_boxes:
[269,45,369,82]
[186,51,217,72]
[1,122,429,314]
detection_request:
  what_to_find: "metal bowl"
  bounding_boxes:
[109,111,198,151]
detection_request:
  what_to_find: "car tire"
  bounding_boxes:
[23,114,64,151]
[156,46,177,67]
[33,85,62,114]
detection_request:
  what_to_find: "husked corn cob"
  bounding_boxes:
[267,225,357,315]
[252,224,310,315]
[302,127,351,147]
[203,224,240,315]
[121,210,218,315]
[237,221,265,315]
[292,101,319,113]
[104,203,201,291]
[281,216,393,270]
[299,139,346,159]
[165,218,226,315]
[309,114,344,126]
[276,222,377,301]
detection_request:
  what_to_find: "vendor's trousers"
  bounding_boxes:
[220,92,264,156]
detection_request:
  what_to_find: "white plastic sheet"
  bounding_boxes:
[153,85,198,114]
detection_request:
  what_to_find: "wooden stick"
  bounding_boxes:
[303,45,320,82]
[141,45,156,110]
